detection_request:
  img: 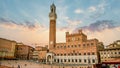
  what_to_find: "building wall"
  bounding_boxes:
[0,38,16,59]
[100,40,120,62]
[16,43,34,60]
[100,48,120,62]
[48,30,102,65]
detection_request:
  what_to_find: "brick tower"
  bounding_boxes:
[49,3,57,49]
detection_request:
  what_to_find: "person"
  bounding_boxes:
[118,64,120,68]
[18,65,20,68]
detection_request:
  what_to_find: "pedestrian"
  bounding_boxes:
[18,65,20,68]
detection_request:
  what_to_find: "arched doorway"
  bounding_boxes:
[46,52,54,64]
[47,55,52,64]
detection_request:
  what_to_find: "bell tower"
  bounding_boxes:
[49,3,57,49]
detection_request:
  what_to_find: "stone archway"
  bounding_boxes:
[46,52,54,64]
[47,55,52,64]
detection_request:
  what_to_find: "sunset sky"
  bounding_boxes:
[0,0,120,47]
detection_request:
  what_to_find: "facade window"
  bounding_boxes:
[68,59,70,62]
[78,44,81,47]
[68,45,70,48]
[87,44,89,46]
[87,52,90,55]
[92,59,95,63]
[104,52,106,54]
[83,44,86,47]
[115,52,117,54]
[64,46,66,48]
[54,59,56,62]
[61,54,63,56]
[91,43,94,45]
[75,53,77,55]
[119,52,120,54]
[72,59,74,62]
[64,59,66,62]
[79,53,81,55]
[68,53,70,56]
[75,45,77,47]
[92,52,95,55]
[75,59,77,62]
[84,53,86,55]
[61,59,63,62]
[71,45,73,47]
[71,53,74,56]
[64,54,66,56]
[57,59,59,63]
[57,54,59,56]
[79,59,81,62]
[84,59,86,63]
[78,38,80,41]
[68,39,70,42]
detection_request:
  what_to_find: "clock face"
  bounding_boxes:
[50,41,53,44]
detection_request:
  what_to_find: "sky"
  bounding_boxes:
[0,0,120,47]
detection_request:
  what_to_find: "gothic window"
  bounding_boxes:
[91,43,94,45]
[75,59,77,62]
[68,59,70,62]
[68,45,70,48]
[83,44,86,47]
[87,52,90,55]
[64,46,66,48]
[87,44,89,46]
[79,53,81,55]
[92,59,95,63]
[78,44,81,47]
[72,59,74,62]
[51,8,53,12]
[84,59,86,63]
[64,59,66,62]
[92,52,95,55]
[75,53,77,56]
[54,59,56,62]
[57,59,59,63]
[84,53,86,55]
[61,59,63,62]
[75,45,77,47]
[79,59,81,62]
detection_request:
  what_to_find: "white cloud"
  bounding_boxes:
[85,27,120,45]
[89,6,96,12]
[74,9,83,14]
[66,19,82,26]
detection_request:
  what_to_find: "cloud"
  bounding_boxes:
[66,19,82,26]
[88,6,96,12]
[0,17,46,31]
[88,0,108,19]
[74,9,83,14]
[86,27,120,45]
[75,20,119,32]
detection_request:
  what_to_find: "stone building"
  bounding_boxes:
[0,38,16,59]
[32,46,48,62]
[16,43,34,60]
[99,40,120,62]
[44,3,104,68]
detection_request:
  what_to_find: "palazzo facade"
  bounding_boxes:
[45,3,104,67]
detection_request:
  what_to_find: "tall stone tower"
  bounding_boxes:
[49,3,57,49]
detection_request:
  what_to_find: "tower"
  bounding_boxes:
[49,3,57,49]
